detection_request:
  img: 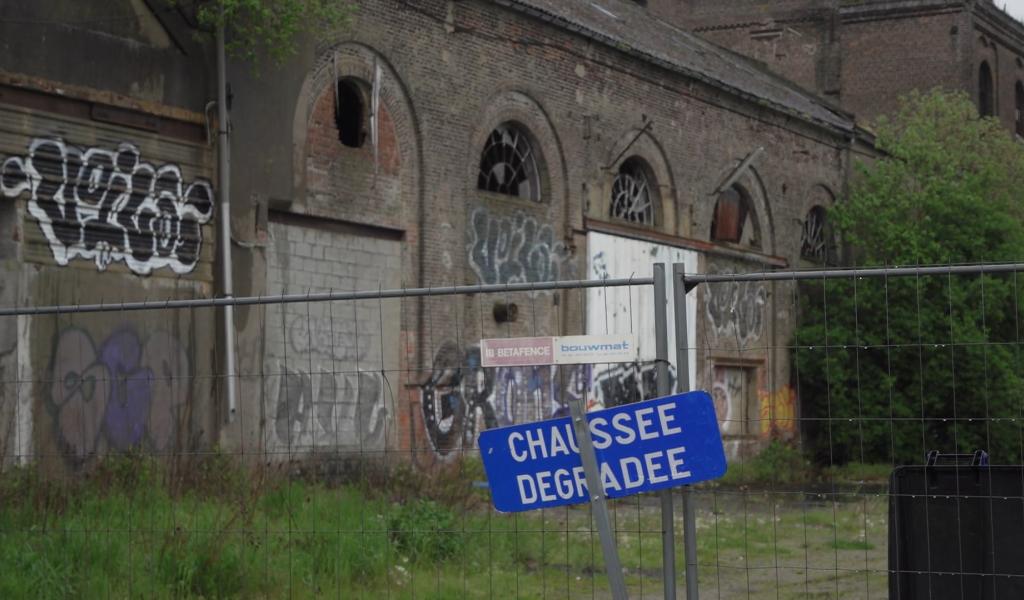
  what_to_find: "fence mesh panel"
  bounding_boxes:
[2,265,1023,598]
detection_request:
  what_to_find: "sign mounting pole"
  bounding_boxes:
[566,364,629,599]
[674,262,700,600]
[653,263,676,600]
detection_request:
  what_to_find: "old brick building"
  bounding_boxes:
[0,0,869,470]
[651,0,1024,133]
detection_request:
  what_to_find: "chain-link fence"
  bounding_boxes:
[2,263,1024,599]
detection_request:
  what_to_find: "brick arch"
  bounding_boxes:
[798,183,836,216]
[704,161,775,255]
[291,43,421,232]
[600,127,677,234]
[797,184,838,265]
[466,90,569,210]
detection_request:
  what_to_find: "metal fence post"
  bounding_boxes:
[567,349,629,599]
[653,263,677,600]
[673,262,700,600]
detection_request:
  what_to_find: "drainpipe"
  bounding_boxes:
[217,13,238,422]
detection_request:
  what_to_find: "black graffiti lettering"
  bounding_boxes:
[0,137,214,275]
[593,362,675,409]
[420,342,596,457]
[274,368,388,450]
[33,140,83,249]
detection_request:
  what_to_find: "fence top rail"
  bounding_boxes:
[683,262,1024,286]
[0,276,655,317]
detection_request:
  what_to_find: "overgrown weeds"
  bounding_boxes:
[0,451,494,598]
[711,440,893,488]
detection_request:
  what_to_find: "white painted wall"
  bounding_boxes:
[586,232,698,393]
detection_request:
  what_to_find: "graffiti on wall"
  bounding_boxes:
[758,385,797,437]
[467,208,573,285]
[711,365,753,437]
[705,274,767,346]
[48,327,191,463]
[272,367,388,450]
[591,361,675,411]
[1,137,214,275]
[419,341,671,456]
[287,315,368,363]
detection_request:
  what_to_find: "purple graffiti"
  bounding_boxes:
[49,327,190,462]
[98,331,152,450]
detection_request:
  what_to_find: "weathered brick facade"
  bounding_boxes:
[222,0,861,462]
[663,0,1024,130]
[1,0,865,468]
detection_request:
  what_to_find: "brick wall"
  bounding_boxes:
[695,21,832,96]
[975,18,1024,132]
[263,217,401,458]
[227,0,853,460]
[665,0,1024,129]
[841,9,966,123]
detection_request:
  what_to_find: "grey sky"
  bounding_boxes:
[997,0,1024,21]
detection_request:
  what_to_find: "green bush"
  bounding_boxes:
[719,441,811,486]
[795,90,1024,466]
[387,499,462,563]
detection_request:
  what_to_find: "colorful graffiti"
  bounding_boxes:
[711,365,752,437]
[758,386,797,437]
[420,342,672,457]
[467,208,573,286]
[48,327,190,463]
[1,137,214,275]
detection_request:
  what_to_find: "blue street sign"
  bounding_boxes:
[478,391,727,513]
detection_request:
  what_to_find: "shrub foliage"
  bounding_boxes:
[796,90,1024,465]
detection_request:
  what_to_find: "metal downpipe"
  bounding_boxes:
[216,16,237,422]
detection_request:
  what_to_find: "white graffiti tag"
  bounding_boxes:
[0,137,214,275]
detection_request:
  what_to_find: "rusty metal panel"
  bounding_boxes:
[711,187,744,243]
[0,103,216,282]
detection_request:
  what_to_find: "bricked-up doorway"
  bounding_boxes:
[263,214,402,457]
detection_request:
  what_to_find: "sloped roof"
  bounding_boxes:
[494,0,855,134]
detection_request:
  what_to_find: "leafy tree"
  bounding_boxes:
[795,90,1024,466]
[186,0,352,65]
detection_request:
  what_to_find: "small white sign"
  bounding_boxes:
[552,334,638,365]
[480,334,638,367]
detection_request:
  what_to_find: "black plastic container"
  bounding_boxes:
[889,456,1024,599]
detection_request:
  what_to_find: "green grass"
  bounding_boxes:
[0,453,890,599]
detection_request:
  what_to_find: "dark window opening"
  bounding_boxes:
[1016,82,1024,136]
[477,124,541,201]
[711,186,760,248]
[801,206,831,263]
[610,157,655,225]
[335,79,365,148]
[979,62,994,117]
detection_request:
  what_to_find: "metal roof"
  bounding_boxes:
[496,0,856,134]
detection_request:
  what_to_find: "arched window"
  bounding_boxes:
[335,79,365,148]
[477,123,541,201]
[801,206,832,264]
[610,157,656,225]
[979,62,994,117]
[711,185,760,248]
[1016,81,1024,136]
